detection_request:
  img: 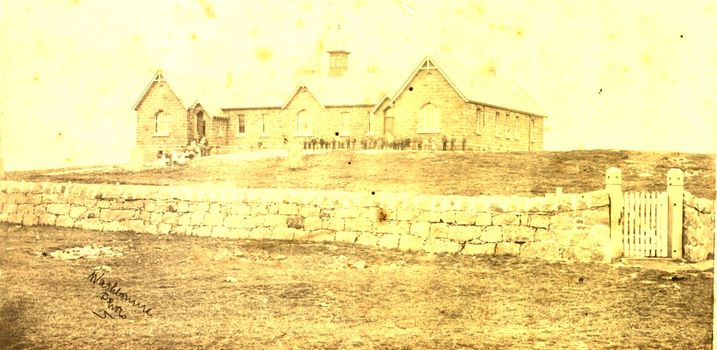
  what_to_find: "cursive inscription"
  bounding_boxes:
[86,270,154,319]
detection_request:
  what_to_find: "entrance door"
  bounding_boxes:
[383,108,394,136]
[197,111,206,139]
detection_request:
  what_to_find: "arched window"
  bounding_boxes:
[504,113,510,139]
[296,109,312,136]
[154,110,169,136]
[514,115,520,140]
[476,106,485,134]
[419,103,440,133]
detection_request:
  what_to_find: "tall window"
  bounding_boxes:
[514,115,520,140]
[419,103,440,133]
[261,113,267,135]
[504,113,511,139]
[494,112,500,137]
[341,112,350,136]
[367,111,372,134]
[476,106,485,134]
[154,110,169,136]
[296,109,312,136]
[237,114,245,134]
[530,117,536,143]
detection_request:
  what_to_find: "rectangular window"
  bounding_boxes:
[341,112,350,136]
[237,114,245,135]
[476,107,485,134]
[261,113,267,136]
[494,112,500,137]
[504,113,510,139]
[530,118,536,143]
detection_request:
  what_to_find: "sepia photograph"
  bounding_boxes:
[0,0,715,348]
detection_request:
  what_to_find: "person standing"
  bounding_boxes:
[441,134,448,151]
[461,135,467,151]
[450,135,456,151]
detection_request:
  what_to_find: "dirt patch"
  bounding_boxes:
[46,245,123,260]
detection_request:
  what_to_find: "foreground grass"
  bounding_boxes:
[0,224,712,349]
[11,150,715,198]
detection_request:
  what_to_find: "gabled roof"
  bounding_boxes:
[384,56,547,117]
[189,101,224,119]
[132,70,187,111]
[280,83,323,109]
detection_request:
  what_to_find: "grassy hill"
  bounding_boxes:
[9,150,715,198]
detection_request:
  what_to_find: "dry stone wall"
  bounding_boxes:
[683,192,715,262]
[0,180,617,262]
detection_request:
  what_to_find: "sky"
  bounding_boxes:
[1,0,716,171]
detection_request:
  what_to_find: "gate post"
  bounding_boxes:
[605,167,623,258]
[666,168,684,259]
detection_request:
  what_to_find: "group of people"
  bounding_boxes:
[303,134,468,152]
[157,136,210,166]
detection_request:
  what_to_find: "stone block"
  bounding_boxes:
[503,226,534,243]
[520,241,562,260]
[264,214,287,227]
[493,213,519,226]
[322,218,345,231]
[69,206,87,219]
[211,226,230,238]
[298,205,320,217]
[418,210,441,223]
[396,208,419,221]
[480,226,502,242]
[356,233,379,247]
[76,218,103,231]
[122,200,144,210]
[534,228,551,241]
[193,226,213,237]
[410,221,431,237]
[203,213,224,226]
[158,223,172,234]
[423,238,462,254]
[334,207,356,219]
[429,222,449,237]
[279,203,299,215]
[550,214,574,230]
[439,211,456,224]
[495,242,521,255]
[22,214,39,226]
[307,229,335,242]
[251,205,268,215]
[7,213,22,224]
[190,202,210,213]
[102,221,122,232]
[303,217,322,230]
[190,212,205,226]
[226,229,251,239]
[375,220,410,235]
[145,224,159,235]
[176,201,190,213]
[45,203,69,215]
[344,218,372,232]
[56,215,74,228]
[208,203,222,214]
[398,234,424,252]
[286,215,304,229]
[529,214,550,229]
[461,243,496,255]
[454,211,475,225]
[2,203,17,214]
[38,213,57,226]
[335,231,359,244]
[378,234,401,249]
[272,227,296,240]
[447,225,482,241]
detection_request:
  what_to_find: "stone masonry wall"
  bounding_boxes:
[0,181,616,262]
[683,192,715,262]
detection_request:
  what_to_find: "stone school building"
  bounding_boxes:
[132,51,546,161]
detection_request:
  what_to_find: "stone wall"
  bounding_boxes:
[0,181,616,262]
[683,192,715,262]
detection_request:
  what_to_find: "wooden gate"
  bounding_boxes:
[622,191,669,257]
